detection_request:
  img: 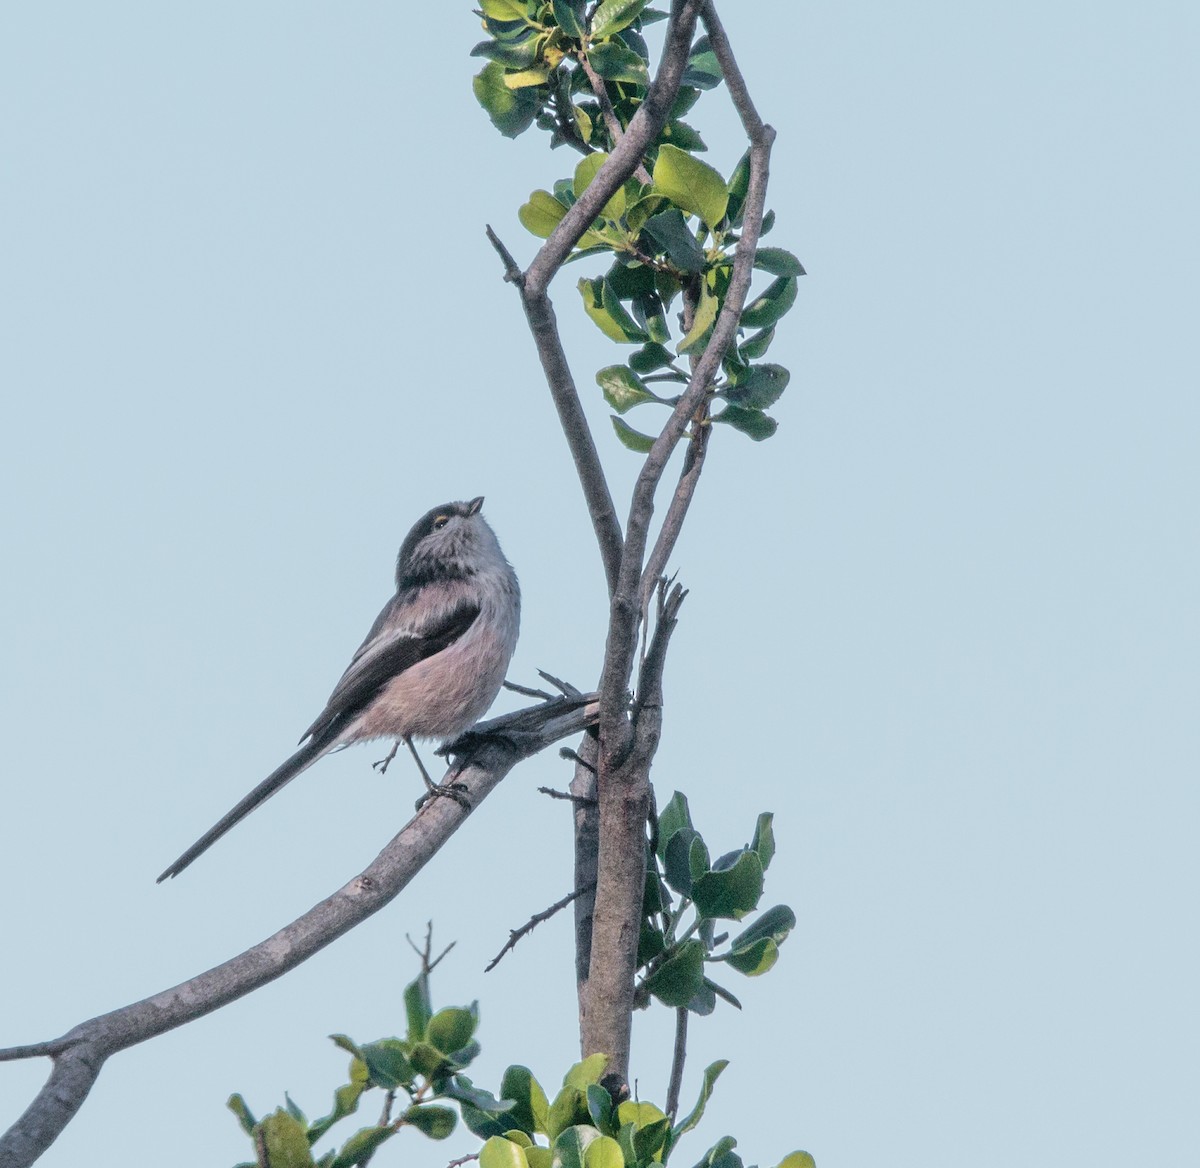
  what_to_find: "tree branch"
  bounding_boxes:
[0,694,597,1168]
[485,884,593,973]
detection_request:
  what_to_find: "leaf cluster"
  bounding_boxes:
[471,1,803,450]
[636,793,795,1014]
[227,967,508,1167]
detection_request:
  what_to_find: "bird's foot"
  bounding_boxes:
[415,779,472,812]
[373,740,401,775]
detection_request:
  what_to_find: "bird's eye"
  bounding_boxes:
[432,515,450,530]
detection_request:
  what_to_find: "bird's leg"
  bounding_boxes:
[373,740,401,774]
[407,736,471,810]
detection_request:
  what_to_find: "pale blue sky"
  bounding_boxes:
[2,4,1197,1167]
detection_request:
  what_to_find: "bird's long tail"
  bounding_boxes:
[156,738,329,882]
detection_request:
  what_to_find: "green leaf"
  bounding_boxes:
[672,1060,728,1139]
[661,119,707,152]
[554,1125,604,1168]
[585,1084,615,1135]
[573,103,594,144]
[501,1065,551,1135]
[677,282,718,354]
[602,278,650,342]
[257,1110,317,1168]
[228,1094,257,1136]
[284,1093,306,1125]
[611,416,655,452]
[723,364,790,410]
[641,208,705,273]
[563,1053,609,1089]
[655,791,694,859]
[409,1040,454,1078]
[470,36,541,69]
[504,64,552,89]
[427,1005,478,1055]
[404,973,432,1043]
[597,365,656,413]
[329,1034,363,1061]
[713,405,778,441]
[739,275,797,329]
[401,1104,458,1140]
[652,144,728,230]
[481,1136,532,1168]
[705,977,744,1011]
[625,194,667,236]
[473,62,540,138]
[358,1039,415,1091]
[663,826,700,894]
[725,149,751,225]
[776,1155,817,1168]
[308,1067,368,1145]
[586,41,649,86]
[751,812,775,870]
[585,1134,625,1168]
[644,939,706,1007]
[691,850,765,920]
[738,325,775,360]
[616,1099,667,1129]
[754,247,806,277]
[553,0,585,38]
[723,936,779,976]
[527,1148,554,1168]
[519,189,569,238]
[547,1088,588,1142]
[760,208,776,235]
[591,0,650,38]
[578,278,630,342]
[687,980,717,1015]
[573,153,626,222]
[628,342,676,373]
[480,0,532,18]
[632,1117,672,1163]
[681,35,723,90]
[729,904,796,952]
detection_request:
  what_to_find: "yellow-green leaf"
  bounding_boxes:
[519,189,569,237]
[652,144,728,230]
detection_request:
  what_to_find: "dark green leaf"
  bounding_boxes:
[739,275,797,329]
[403,972,431,1042]
[760,208,776,235]
[751,812,776,870]
[408,1040,453,1078]
[754,247,805,277]
[691,850,765,920]
[687,980,717,1015]
[725,149,751,225]
[681,35,723,90]
[672,1060,728,1139]
[591,0,650,39]
[644,939,706,1007]
[723,936,779,976]
[553,0,585,38]
[470,35,541,69]
[473,62,540,138]
[662,825,699,894]
[652,144,728,230]
[601,278,650,341]
[227,1094,256,1136]
[729,904,796,952]
[713,405,778,441]
[328,1034,363,1061]
[597,365,656,413]
[284,1093,306,1125]
[632,1116,671,1162]
[519,189,569,238]
[547,1088,589,1142]
[587,41,649,86]
[553,1125,603,1168]
[641,208,705,273]
[401,1104,458,1140]
[444,1075,514,1116]
[705,977,744,1010]
[585,1084,615,1135]
[722,364,790,409]
[358,1039,415,1091]
[638,917,667,965]
[501,1065,551,1135]
[427,1005,477,1055]
[655,790,694,859]
[628,341,676,373]
[738,325,775,360]
[579,278,630,342]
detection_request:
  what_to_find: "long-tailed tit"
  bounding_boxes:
[157,496,519,881]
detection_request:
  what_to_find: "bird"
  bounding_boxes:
[157,496,520,881]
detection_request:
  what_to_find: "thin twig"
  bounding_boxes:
[665,1007,689,1119]
[446,1154,481,1168]
[558,746,596,773]
[485,885,593,973]
[539,785,597,806]
[577,54,652,183]
[504,679,554,700]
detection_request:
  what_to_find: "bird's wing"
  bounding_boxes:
[299,591,481,747]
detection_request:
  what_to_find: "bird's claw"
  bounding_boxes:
[415,780,472,812]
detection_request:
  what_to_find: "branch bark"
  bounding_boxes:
[0,694,597,1168]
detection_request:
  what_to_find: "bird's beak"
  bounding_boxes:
[467,496,485,515]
